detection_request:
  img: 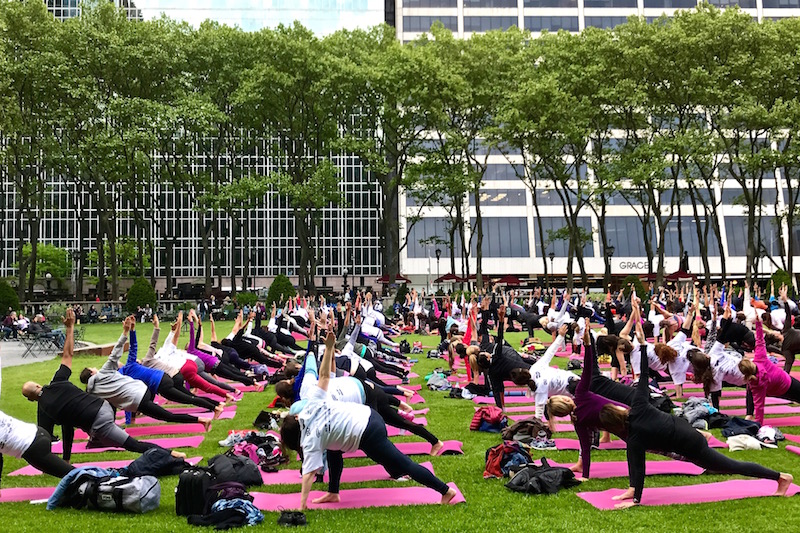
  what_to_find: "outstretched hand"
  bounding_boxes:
[325,330,336,350]
[153,314,160,329]
[63,308,75,328]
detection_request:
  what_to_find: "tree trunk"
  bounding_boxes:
[381,166,401,283]
[473,188,484,290]
[201,216,213,296]
[229,214,238,297]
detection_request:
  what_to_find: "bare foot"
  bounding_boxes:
[255,383,265,392]
[776,473,794,496]
[698,430,713,442]
[569,462,582,473]
[611,488,634,501]
[171,450,187,459]
[441,487,457,505]
[200,417,212,432]
[430,441,444,456]
[312,492,340,504]
[226,393,237,403]
[599,431,611,444]
[402,389,414,399]
[214,404,224,419]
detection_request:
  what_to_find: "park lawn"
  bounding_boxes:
[0,323,799,531]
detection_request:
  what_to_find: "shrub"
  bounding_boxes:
[621,275,646,299]
[769,269,793,296]
[236,291,259,308]
[266,274,296,307]
[125,277,157,314]
[45,303,68,323]
[0,280,19,315]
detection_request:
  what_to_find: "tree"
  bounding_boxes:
[125,277,157,313]
[266,274,297,307]
[18,243,71,289]
[0,280,20,313]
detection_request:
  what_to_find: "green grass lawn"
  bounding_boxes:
[2,322,800,531]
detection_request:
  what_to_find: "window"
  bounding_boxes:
[471,139,522,156]
[470,189,528,206]
[643,0,696,6]
[470,217,530,257]
[534,217,594,257]
[708,0,756,7]
[464,17,520,32]
[403,0,458,7]
[604,217,655,257]
[464,0,518,6]
[524,0,578,6]
[403,16,459,32]
[584,0,637,7]
[406,218,463,258]
[720,187,778,205]
[584,17,629,29]
[662,217,721,257]
[525,16,580,32]
[484,164,524,181]
[725,217,782,257]
[763,0,800,7]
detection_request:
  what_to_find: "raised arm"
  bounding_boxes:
[171,311,183,346]
[317,327,337,392]
[577,329,594,396]
[61,308,76,369]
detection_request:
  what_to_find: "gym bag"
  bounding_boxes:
[176,467,214,516]
[74,475,161,513]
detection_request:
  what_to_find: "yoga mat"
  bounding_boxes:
[723,406,800,416]
[51,435,205,454]
[0,487,56,503]
[754,416,800,427]
[537,459,704,478]
[577,479,800,510]
[504,405,538,413]
[787,445,800,456]
[402,393,426,404]
[230,383,265,392]
[9,457,202,477]
[782,434,800,444]
[507,414,572,431]
[554,436,728,451]
[718,398,791,407]
[74,423,207,440]
[473,396,534,405]
[412,408,429,416]
[684,390,748,398]
[251,483,464,511]
[120,410,235,425]
[261,462,435,486]
[386,418,428,437]
[116,405,236,419]
[343,440,463,458]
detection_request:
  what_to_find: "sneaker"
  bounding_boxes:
[278,509,307,527]
[532,437,557,451]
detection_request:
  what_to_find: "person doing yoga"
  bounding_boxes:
[280,327,457,510]
[603,326,792,509]
[22,309,185,461]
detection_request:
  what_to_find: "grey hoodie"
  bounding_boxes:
[87,333,147,411]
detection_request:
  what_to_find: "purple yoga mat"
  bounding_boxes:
[51,435,204,454]
[578,479,800,510]
[536,459,704,478]
[343,440,463,458]
[75,423,207,440]
[386,418,428,437]
[554,436,728,450]
[251,482,464,511]
[0,487,56,503]
[787,445,800,456]
[261,462,435,486]
[9,457,202,477]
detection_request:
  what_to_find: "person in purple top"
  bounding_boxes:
[186,311,256,387]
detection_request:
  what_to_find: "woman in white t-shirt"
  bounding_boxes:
[280,330,457,510]
[0,354,74,478]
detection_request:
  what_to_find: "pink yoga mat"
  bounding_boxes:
[386,418,428,437]
[403,393,426,404]
[412,408,429,416]
[473,396,533,405]
[251,482,464,511]
[230,383,266,392]
[782,434,800,444]
[9,457,202,477]
[343,440,463,458]
[754,416,800,427]
[116,405,236,419]
[51,435,204,454]
[718,397,790,407]
[261,462,435,486]
[0,487,56,503]
[577,479,800,510]
[75,423,208,440]
[538,459,704,478]
[723,406,800,416]
[554,436,727,450]
[118,410,235,425]
[787,445,800,456]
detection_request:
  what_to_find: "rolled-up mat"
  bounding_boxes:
[533,459,704,478]
[0,487,56,503]
[261,462,435,486]
[251,482,465,511]
[51,435,204,454]
[783,434,800,444]
[74,423,206,440]
[577,479,800,510]
[386,418,428,437]
[343,440,463,458]
[9,456,203,477]
[554,436,728,450]
[787,445,800,456]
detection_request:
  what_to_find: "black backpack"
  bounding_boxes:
[124,447,189,478]
[399,340,410,354]
[208,453,263,487]
[176,467,214,516]
[505,457,581,494]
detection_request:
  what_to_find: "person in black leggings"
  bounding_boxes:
[602,336,793,509]
[778,302,800,373]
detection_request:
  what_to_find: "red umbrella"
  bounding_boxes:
[376,274,411,284]
[665,269,697,282]
[494,275,522,286]
[434,273,463,283]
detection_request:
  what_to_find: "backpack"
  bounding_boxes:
[232,442,261,464]
[176,467,214,516]
[504,457,581,494]
[399,340,410,354]
[650,393,676,414]
[72,474,161,513]
[123,446,189,478]
[566,359,582,371]
[203,481,253,515]
[253,411,283,431]
[208,453,263,487]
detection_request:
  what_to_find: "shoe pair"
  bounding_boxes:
[278,509,307,527]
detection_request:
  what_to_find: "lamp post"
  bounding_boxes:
[343,267,349,295]
[606,244,615,291]
[548,252,555,290]
[45,272,52,300]
[435,248,441,292]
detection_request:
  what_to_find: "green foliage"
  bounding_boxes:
[769,269,793,294]
[18,243,71,284]
[266,274,297,307]
[176,301,195,312]
[86,238,151,282]
[45,302,68,323]
[125,277,157,313]
[235,291,259,308]
[0,280,19,313]
[622,275,647,299]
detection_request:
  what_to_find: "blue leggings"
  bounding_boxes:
[326,411,448,495]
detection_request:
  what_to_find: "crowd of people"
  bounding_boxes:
[1,278,798,515]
